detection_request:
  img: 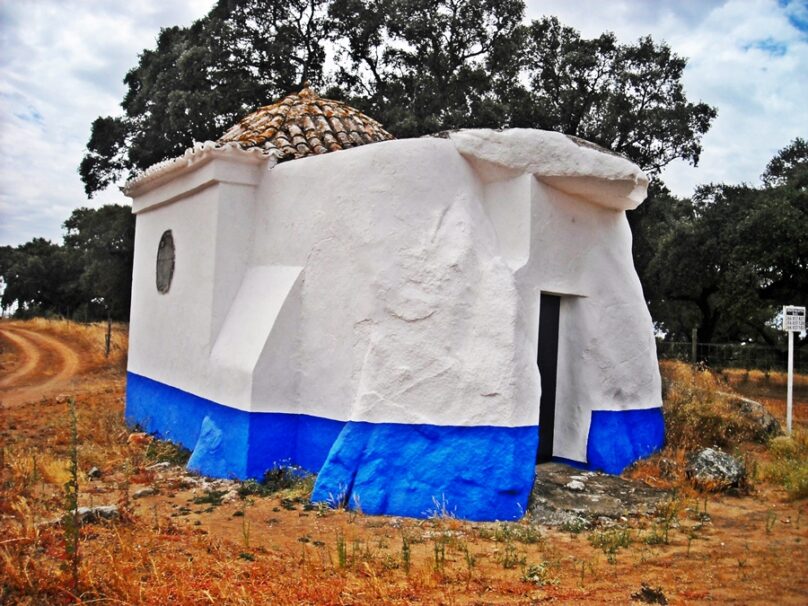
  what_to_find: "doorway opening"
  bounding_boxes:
[537,293,560,463]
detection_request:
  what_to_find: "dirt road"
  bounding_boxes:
[0,325,82,407]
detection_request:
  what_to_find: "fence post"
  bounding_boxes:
[105,312,112,359]
[691,328,698,364]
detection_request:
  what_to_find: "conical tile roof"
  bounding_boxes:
[218,83,394,161]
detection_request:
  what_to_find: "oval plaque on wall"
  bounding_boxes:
[156,230,175,294]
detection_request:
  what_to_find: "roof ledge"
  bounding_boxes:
[447,129,648,211]
[124,142,276,213]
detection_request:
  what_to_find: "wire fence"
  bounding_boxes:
[656,340,807,374]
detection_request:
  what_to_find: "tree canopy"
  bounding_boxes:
[633,138,807,349]
[80,0,716,195]
[0,205,134,320]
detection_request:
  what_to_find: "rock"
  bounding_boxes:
[632,583,668,604]
[729,396,782,440]
[685,448,746,491]
[87,467,102,479]
[146,461,171,470]
[74,505,119,524]
[132,486,157,499]
[221,489,239,504]
[528,463,670,526]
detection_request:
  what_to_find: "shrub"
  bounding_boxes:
[660,361,762,451]
[760,431,808,500]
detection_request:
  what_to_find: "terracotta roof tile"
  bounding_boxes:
[218,84,394,161]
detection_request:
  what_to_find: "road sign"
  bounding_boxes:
[782,305,805,435]
[783,305,806,332]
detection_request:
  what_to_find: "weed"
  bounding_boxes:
[499,540,524,570]
[432,534,447,573]
[144,439,191,465]
[760,432,808,500]
[237,463,315,500]
[560,517,589,534]
[348,493,363,524]
[654,498,681,544]
[589,528,631,564]
[478,522,542,545]
[578,558,595,587]
[237,479,269,498]
[660,361,764,450]
[335,531,347,569]
[462,544,476,579]
[425,494,456,519]
[522,562,559,586]
[401,534,411,575]
[240,504,251,548]
[63,396,80,597]
[643,525,666,545]
[192,489,228,506]
[765,509,777,534]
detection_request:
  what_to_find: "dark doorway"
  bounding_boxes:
[537,293,560,463]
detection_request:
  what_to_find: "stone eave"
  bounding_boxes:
[123,141,276,203]
[447,129,649,211]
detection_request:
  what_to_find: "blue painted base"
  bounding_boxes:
[311,421,538,521]
[551,407,664,474]
[125,372,344,479]
[585,406,665,474]
[126,372,663,520]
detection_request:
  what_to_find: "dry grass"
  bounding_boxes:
[22,317,128,372]
[628,360,808,498]
[759,431,808,500]
[721,366,808,392]
[2,322,807,605]
[660,360,765,451]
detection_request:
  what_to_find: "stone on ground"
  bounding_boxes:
[528,463,669,527]
[685,447,746,491]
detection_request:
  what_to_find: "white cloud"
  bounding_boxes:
[0,1,805,246]
[0,0,215,246]
[525,0,808,196]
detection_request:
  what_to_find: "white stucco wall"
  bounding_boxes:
[127,129,660,463]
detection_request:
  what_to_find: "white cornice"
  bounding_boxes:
[124,141,276,200]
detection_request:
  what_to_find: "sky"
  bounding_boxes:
[0,0,806,246]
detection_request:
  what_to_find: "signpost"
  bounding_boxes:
[783,305,806,435]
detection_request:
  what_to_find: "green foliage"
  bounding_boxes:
[588,527,631,564]
[63,205,135,320]
[0,205,134,321]
[144,439,191,466]
[236,463,314,499]
[662,381,761,451]
[81,0,332,195]
[0,238,84,317]
[80,1,715,196]
[329,0,525,138]
[516,17,716,175]
[400,533,411,574]
[762,137,808,188]
[631,138,807,350]
[559,517,588,534]
[335,530,347,568]
[522,562,559,586]
[761,432,808,500]
[478,522,542,544]
[63,397,80,596]
[191,489,228,506]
